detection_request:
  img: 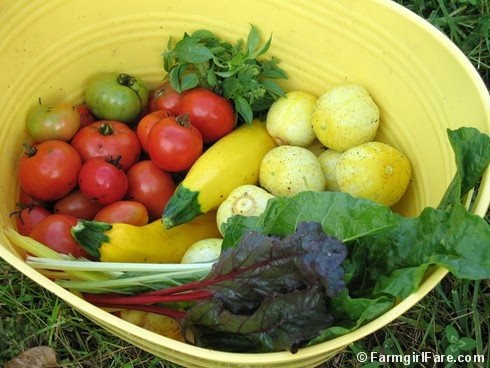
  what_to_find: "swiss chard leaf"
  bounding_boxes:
[218,127,489,350]
[308,291,394,344]
[222,191,400,250]
[351,203,490,299]
[182,222,348,353]
[184,286,333,353]
[438,127,490,210]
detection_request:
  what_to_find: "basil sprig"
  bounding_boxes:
[163,25,288,123]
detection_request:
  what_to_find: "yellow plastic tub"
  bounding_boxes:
[0,0,488,367]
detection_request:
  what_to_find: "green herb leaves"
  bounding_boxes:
[163,25,287,123]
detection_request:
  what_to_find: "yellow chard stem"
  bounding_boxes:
[3,227,111,282]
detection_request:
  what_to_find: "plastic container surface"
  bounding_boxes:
[0,0,488,367]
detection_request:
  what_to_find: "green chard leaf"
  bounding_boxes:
[438,127,490,210]
[308,291,394,344]
[222,191,400,250]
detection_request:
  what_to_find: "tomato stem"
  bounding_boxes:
[22,143,37,158]
[98,123,114,136]
[9,202,34,221]
[117,73,144,110]
[105,155,124,169]
[176,113,191,128]
[117,73,135,87]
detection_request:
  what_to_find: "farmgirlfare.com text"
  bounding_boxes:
[356,351,485,365]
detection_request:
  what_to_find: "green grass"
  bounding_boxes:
[396,0,489,85]
[1,1,489,367]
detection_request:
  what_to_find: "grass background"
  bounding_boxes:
[1,0,489,367]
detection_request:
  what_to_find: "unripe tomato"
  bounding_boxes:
[26,102,81,142]
[177,88,236,143]
[30,214,90,258]
[78,157,128,205]
[147,115,203,172]
[18,141,82,201]
[85,72,149,123]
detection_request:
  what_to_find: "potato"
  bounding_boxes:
[335,141,411,206]
[259,146,326,196]
[266,90,317,147]
[180,238,223,263]
[119,310,184,342]
[142,313,184,342]
[311,84,380,152]
[318,149,342,191]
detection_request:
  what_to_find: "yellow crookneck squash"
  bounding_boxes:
[162,119,277,229]
[72,210,220,263]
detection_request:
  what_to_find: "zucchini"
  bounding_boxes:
[163,120,277,228]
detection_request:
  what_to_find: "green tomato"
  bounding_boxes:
[85,73,149,124]
[26,102,80,142]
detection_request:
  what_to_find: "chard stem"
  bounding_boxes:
[83,289,212,306]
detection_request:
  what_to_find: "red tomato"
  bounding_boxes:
[177,88,236,143]
[94,201,149,226]
[147,115,203,172]
[18,188,50,208]
[30,214,90,258]
[70,120,141,171]
[136,109,173,152]
[18,141,82,201]
[53,189,105,220]
[76,104,97,128]
[126,160,176,220]
[78,157,128,205]
[12,205,51,236]
[148,81,186,115]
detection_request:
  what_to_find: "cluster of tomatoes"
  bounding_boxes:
[13,75,237,258]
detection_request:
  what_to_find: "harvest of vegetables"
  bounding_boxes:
[6,25,490,355]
